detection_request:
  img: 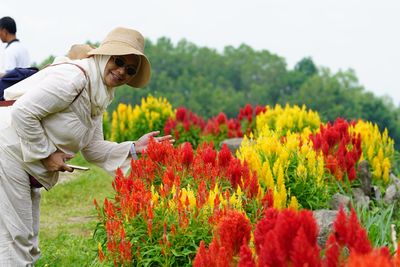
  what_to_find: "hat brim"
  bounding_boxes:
[88,42,151,88]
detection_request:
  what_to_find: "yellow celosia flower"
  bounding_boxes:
[151,185,160,206]
[288,196,299,210]
[382,157,391,182]
[296,163,307,181]
[352,120,394,183]
[238,109,327,209]
[180,186,197,210]
[227,186,244,211]
[256,103,321,137]
[107,95,175,142]
[207,184,221,210]
[110,110,119,141]
[261,161,275,189]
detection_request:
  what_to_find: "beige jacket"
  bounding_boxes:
[0,59,132,189]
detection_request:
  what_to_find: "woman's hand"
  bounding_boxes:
[41,150,75,172]
[134,131,174,154]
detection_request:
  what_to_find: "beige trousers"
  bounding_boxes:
[0,149,41,266]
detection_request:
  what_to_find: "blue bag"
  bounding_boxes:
[0,67,39,100]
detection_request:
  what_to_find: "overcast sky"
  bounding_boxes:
[1,0,399,106]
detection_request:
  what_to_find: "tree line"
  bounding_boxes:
[37,37,400,149]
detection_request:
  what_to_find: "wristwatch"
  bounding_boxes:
[130,142,138,160]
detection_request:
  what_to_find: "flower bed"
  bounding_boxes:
[97,100,399,266]
[94,139,399,266]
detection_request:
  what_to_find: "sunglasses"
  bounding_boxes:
[112,56,138,76]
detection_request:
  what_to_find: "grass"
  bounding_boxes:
[35,154,114,267]
[356,202,398,251]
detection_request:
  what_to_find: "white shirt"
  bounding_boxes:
[3,40,30,72]
[0,59,132,189]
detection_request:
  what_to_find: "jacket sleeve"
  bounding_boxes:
[10,65,87,162]
[81,116,133,176]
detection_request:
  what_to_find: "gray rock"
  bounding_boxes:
[352,188,370,209]
[329,193,350,210]
[390,173,400,189]
[313,209,339,247]
[371,185,382,200]
[220,138,243,154]
[383,184,398,204]
[358,160,372,197]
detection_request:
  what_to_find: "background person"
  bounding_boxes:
[0,16,30,77]
[0,27,172,266]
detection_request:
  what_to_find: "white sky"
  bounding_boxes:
[1,0,400,106]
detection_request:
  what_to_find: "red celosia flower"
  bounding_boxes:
[147,219,153,238]
[216,247,231,267]
[257,231,286,266]
[181,142,194,166]
[227,158,243,189]
[324,207,373,266]
[176,107,187,121]
[347,249,393,267]
[238,242,256,267]
[217,211,252,258]
[104,199,116,219]
[218,144,233,169]
[196,180,208,208]
[217,112,228,125]
[310,118,362,182]
[333,207,348,246]
[202,145,217,166]
[347,208,372,254]
[171,224,176,236]
[290,227,321,267]
[164,118,177,135]
[118,238,132,264]
[273,209,302,257]
[246,172,259,199]
[324,234,340,267]
[255,208,321,266]
[254,208,279,254]
[255,105,266,115]
[163,221,168,244]
[193,241,210,267]
[298,210,319,246]
[145,138,176,165]
[162,167,176,194]
[394,245,400,266]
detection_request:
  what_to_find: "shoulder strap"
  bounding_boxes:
[49,62,88,80]
[0,62,88,107]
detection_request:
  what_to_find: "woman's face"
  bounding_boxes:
[104,54,140,87]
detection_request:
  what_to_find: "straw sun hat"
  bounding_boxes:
[87,27,151,88]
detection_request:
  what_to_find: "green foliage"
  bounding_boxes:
[393,150,400,176]
[286,173,333,210]
[173,123,203,148]
[356,202,399,252]
[94,208,213,266]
